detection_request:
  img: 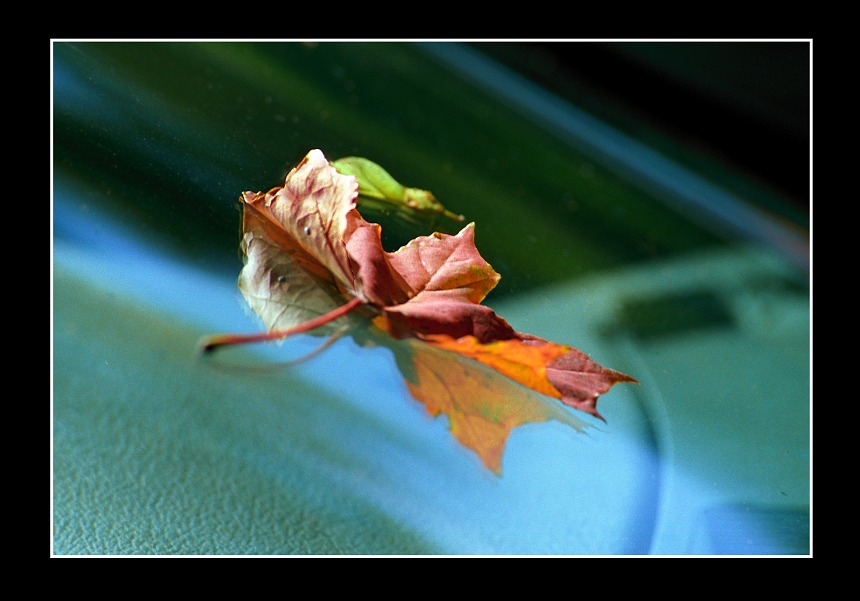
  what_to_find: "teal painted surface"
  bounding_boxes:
[53,268,440,555]
[52,41,810,555]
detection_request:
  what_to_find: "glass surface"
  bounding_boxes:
[52,41,811,555]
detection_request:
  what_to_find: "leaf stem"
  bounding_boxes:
[198,297,363,353]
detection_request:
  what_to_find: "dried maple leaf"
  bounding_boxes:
[200,149,636,473]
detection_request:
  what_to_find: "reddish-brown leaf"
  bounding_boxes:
[201,149,636,472]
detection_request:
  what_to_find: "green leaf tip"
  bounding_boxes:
[332,156,464,223]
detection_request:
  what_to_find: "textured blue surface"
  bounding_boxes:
[53,200,659,554]
[53,197,809,554]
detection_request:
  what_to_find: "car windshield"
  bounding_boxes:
[52,40,811,556]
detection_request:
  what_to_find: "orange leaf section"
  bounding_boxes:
[420,335,570,399]
[395,339,588,474]
[419,334,637,421]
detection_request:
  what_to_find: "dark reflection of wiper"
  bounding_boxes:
[612,290,735,341]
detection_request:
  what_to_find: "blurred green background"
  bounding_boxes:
[52,41,810,555]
